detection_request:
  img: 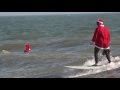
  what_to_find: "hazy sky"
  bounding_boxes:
[0,12,115,16]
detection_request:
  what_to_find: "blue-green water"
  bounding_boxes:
[0,13,120,78]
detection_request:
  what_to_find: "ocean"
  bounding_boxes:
[0,12,120,78]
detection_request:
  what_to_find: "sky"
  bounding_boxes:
[0,12,116,16]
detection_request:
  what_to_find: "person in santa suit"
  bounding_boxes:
[91,18,111,66]
[24,42,32,53]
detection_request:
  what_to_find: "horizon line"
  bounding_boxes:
[0,12,118,16]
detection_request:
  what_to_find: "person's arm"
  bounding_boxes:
[108,29,111,44]
[91,28,98,45]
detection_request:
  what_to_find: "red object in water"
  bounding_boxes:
[24,42,32,53]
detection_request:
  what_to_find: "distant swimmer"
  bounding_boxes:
[90,18,111,66]
[24,42,32,53]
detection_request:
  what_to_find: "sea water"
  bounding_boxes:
[0,12,120,78]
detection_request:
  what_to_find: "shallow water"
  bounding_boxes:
[0,13,120,78]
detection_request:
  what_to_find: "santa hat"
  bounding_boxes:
[97,18,104,24]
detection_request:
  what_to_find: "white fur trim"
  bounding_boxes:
[94,45,110,50]
[98,21,103,25]
[100,25,104,27]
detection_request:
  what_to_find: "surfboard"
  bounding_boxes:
[65,61,119,70]
[2,50,10,54]
[65,65,104,69]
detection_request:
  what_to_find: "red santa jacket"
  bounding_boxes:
[92,25,111,49]
[24,43,31,53]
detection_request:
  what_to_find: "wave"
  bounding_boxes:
[64,56,120,78]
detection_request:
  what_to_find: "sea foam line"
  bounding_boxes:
[65,56,120,78]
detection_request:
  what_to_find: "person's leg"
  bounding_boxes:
[104,49,111,63]
[102,50,105,55]
[93,47,100,66]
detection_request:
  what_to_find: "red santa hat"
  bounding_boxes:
[97,18,104,24]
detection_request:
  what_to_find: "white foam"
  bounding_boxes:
[65,56,120,78]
